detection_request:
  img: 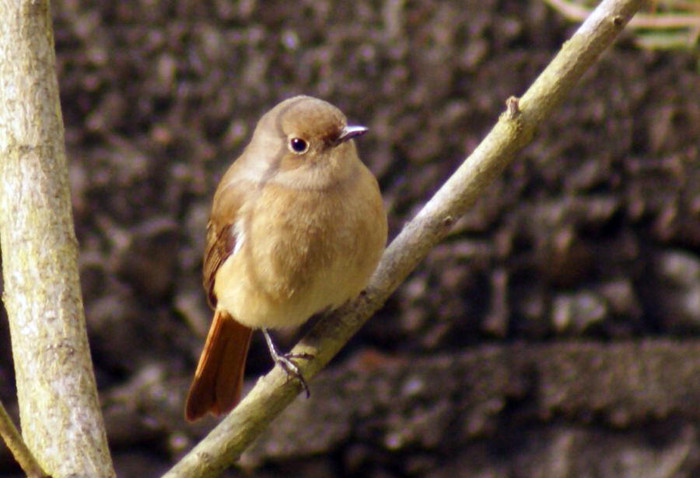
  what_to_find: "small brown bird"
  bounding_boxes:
[185,96,387,421]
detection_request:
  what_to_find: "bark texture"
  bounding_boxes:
[0,1,114,476]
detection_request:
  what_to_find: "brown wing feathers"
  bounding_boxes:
[202,221,234,308]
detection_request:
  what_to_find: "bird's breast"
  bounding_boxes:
[213,166,385,330]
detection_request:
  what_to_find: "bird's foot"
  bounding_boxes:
[263,329,313,397]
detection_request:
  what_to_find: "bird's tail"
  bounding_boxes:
[185,309,253,421]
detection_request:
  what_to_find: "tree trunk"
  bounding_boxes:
[0,1,114,475]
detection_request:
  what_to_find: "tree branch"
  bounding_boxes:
[0,1,114,476]
[165,0,645,476]
[0,401,47,477]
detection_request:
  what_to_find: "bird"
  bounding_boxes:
[185,95,387,421]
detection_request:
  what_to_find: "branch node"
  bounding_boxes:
[504,96,521,120]
[441,215,456,230]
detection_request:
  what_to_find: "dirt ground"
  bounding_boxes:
[1,0,699,476]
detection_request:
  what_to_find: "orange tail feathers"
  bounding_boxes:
[185,310,253,422]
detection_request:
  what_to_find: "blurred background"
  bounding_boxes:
[1,0,699,476]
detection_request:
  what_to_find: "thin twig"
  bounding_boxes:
[0,401,48,478]
[545,0,700,29]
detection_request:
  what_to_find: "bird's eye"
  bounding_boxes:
[288,137,309,154]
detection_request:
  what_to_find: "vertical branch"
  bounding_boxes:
[0,1,114,476]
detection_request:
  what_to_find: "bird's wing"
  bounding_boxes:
[202,181,247,309]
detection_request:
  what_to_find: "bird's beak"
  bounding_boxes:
[337,125,368,144]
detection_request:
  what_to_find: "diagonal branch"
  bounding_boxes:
[0,401,47,478]
[164,0,646,476]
